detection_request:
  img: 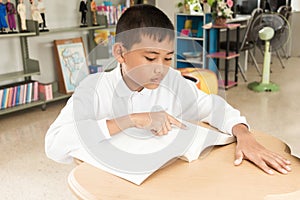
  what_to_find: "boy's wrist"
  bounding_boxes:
[232,123,250,138]
[129,113,138,128]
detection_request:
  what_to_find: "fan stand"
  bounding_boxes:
[248,27,279,92]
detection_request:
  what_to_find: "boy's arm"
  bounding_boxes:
[232,124,291,175]
[106,111,186,136]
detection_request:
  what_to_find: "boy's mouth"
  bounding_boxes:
[150,77,162,84]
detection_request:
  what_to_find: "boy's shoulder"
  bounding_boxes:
[78,67,119,88]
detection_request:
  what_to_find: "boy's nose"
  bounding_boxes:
[154,64,164,74]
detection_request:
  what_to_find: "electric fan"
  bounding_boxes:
[248,13,291,92]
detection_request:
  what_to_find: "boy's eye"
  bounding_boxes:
[145,56,156,61]
[165,57,172,61]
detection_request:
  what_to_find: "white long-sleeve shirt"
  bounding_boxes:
[45,64,248,164]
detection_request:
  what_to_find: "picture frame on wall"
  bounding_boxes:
[53,37,89,94]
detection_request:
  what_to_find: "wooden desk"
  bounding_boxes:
[68,131,300,200]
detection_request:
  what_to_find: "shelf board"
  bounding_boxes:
[0,92,71,115]
[177,36,204,41]
[177,59,203,65]
[0,100,44,115]
[218,80,238,90]
[0,70,40,82]
[0,32,36,38]
[40,25,106,35]
[203,23,240,30]
[206,52,240,60]
[176,13,204,16]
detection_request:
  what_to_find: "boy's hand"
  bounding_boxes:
[130,111,187,136]
[233,124,291,175]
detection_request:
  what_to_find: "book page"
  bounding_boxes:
[71,121,236,185]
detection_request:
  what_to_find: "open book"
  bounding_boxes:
[71,121,236,185]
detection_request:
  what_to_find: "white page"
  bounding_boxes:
[71,121,236,185]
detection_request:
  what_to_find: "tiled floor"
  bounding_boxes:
[0,57,299,199]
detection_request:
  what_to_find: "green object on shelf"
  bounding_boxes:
[248,81,279,92]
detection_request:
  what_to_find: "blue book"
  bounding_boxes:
[2,88,8,109]
[15,85,21,106]
[0,89,3,109]
[26,82,32,104]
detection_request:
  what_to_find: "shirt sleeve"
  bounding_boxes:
[180,77,249,135]
[97,118,112,139]
[45,75,111,164]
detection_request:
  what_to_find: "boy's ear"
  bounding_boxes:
[112,43,125,63]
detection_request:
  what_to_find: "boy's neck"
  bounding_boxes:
[120,65,144,92]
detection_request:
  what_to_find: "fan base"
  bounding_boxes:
[248,82,279,92]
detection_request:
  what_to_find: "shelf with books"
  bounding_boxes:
[0,19,109,115]
[0,19,42,115]
[0,100,44,115]
[0,81,40,116]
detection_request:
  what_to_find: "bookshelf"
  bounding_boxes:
[0,16,108,116]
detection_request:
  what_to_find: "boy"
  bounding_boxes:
[45,5,291,175]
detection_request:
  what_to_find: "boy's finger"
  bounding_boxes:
[168,116,187,129]
[234,150,244,166]
[165,121,172,131]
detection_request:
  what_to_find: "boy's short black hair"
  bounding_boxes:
[115,4,175,50]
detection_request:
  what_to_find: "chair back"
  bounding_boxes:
[240,8,264,51]
[277,5,292,22]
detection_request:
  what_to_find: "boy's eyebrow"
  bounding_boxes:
[144,50,174,55]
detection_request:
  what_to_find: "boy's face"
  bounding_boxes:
[118,35,174,91]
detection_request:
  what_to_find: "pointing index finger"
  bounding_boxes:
[168,115,188,130]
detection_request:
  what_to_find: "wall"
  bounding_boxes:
[156,0,178,24]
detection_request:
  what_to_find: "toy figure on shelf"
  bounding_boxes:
[37,0,48,31]
[17,0,28,32]
[29,0,43,26]
[0,0,8,33]
[6,0,17,33]
[90,0,98,26]
[79,0,88,27]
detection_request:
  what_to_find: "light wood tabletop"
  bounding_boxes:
[68,131,300,200]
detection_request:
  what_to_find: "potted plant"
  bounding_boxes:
[207,0,233,25]
[177,0,203,14]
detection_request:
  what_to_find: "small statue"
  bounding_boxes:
[79,0,88,27]
[17,0,28,32]
[6,0,17,33]
[37,0,48,31]
[29,0,43,26]
[90,0,98,26]
[0,0,8,33]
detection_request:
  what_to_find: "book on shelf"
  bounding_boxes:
[1,88,8,109]
[19,84,24,106]
[15,85,21,106]
[39,83,53,101]
[0,80,39,110]
[22,83,27,105]
[12,86,17,107]
[26,82,32,104]
[0,89,3,109]
[88,65,103,74]
[33,81,39,101]
[7,87,13,108]
[71,121,236,185]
